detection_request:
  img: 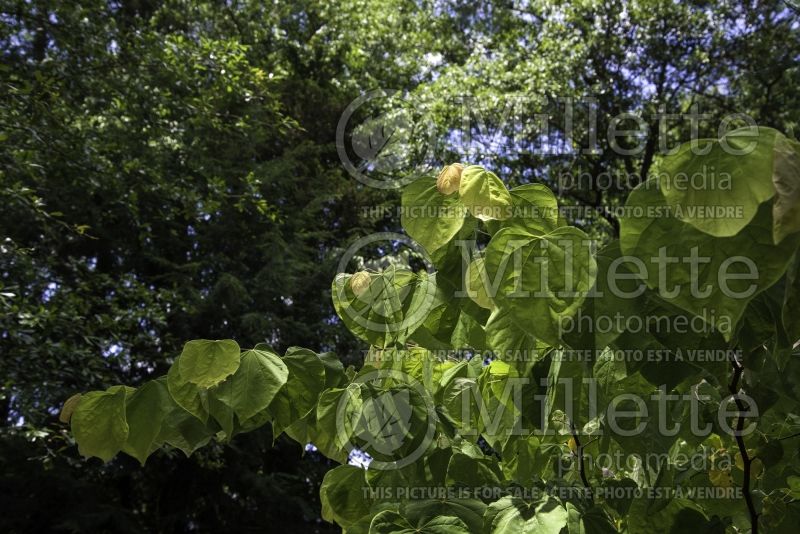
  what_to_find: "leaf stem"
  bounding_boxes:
[728,357,758,534]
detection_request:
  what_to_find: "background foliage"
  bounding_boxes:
[1,0,798,532]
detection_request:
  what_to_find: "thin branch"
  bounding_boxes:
[728,357,759,534]
[570,422,594,504]
[777,431,800,442]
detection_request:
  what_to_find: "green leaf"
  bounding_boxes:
[312,385,362,463]
[465,256,494,310]
[270,347,326,437]
[167,357,208,422]
[484,495,569,534]
[253,342,278,353]
[600,477,637,516]
[214,348,288,421]
[410,294,468,350]
[178,339,241,389]
[450,308,487,349]
[71,385,130,462]
[59,393,82,423]
[206,385,235,439]
[501,435,547,484]
[370,510,470,534]
[446,451,502,487]
[319,351,347,389]
[441,377,483,436]
[320,465,371,528]
[332,267,436,348]
[122,379,172,465]
[157,406,215,456]
[345,504,399,534]
[485,306,546,360]
[772,134,800,243]
[353,383,431,464]
[658,126,781,237]
[784,252,800,343]
[562,240,643,351]
[427,216,477,298]
[459,165,513,221]
[401,498,486,534]
[236,406,272,434]
[626,497,709,533]
[401,176,468,253]
[506,183,560,234]
[484,226,597,346]
[620,178,800,339]
[566,503,618,534]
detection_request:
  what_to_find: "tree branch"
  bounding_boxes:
[777,431,800,442]
[728,357,759,534]
[570,422,594,504]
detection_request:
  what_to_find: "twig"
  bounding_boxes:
[777,431,800,442]
[728,357,759,534]
[570,422,594,504]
